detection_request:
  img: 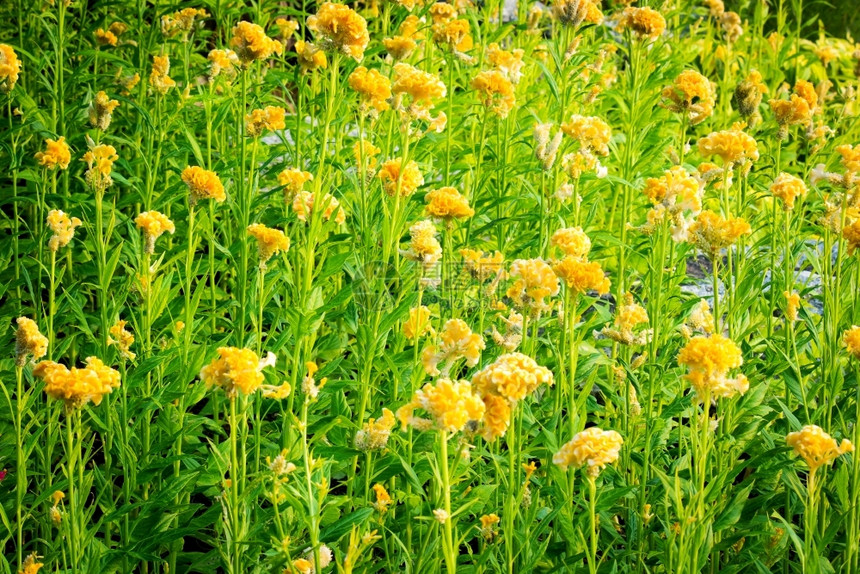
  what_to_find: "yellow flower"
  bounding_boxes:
[472,352,554,402]
[95,28,118,46]
[602,293,651,345]
[384,35,418,61]
[432,18,473,53]
[378,157,424,197]
[617,7,666,39]
[734,70,768,122]
[292,190,346,225]
[508,258,560,313]
[471,70,516,119]
[552,255,610,296]
[355,408,396,451]
[770,173,807,210]
[149,55,176,95]
[182,166,226,204]
[87,91,120,130]
[307,2,370,61]
[487,43,525,84]
[278,168,314,200]
[786,425,854,472]
[784,291,801,322]
[422,318,485,376]
[562,151,607,179]
[231,21,283,64]
[461,249,504,282]
[551,227,591,258]
[561,115,612,156]
[15,317,48,367]
[661,70,715,126]
[161,7,208,37]
[135,210,175,253]
[295,41,328,71]
[46,209,82,252]
[683,299,714,337]
[0,44,21,93]
[424,187,474,220]
[245,106,286,137]
[688,210,751,255]
[642,166,702,241]
[372,483,391,512]
[18,553,43,574]
[34,356,121,409]
[119,73,140,96]
[552,0,602,27]
[247,223,290,265]
[697,125,759,166]
[843,326,860,359]
[349,66,392,115]
[396,378,486,433]
[480,393,512,440]
[208,49,240,80]
[534,123,564,171]
[82,142,119,192]
[678,334,748,401]
[35,137,72,170]
[275,18,300,41]
[199,347,276,397]
[553,427,624,477]
[292,558,314,574]
[353,139,381,169]
[479,513,501,541]
[392,63,447,118]
[108,320,136,361]
[837,144,860,175]
[404,305,434,340]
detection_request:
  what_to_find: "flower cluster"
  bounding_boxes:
[786,425,854,472]
[0,44,20,93]
[46,209,82,252]
[770,172,807,210]
[35,137,72,170]
[15,317,48,367]
[617,7,666,39]
[422,318,485,376]
[550,228,610,297]
[507,258,560,315]
[149,55,176,95]
[34,357,121,409]
[82,142,119,193]
[472,352,553,406]
[108,320,136,361]
[661,70,715,125]
[378,157,424,197]
[397,378,486,433]
[135,210,175,254]
[245,106,286,137]
[688,210,751,256]
[641,166,703,242]
[278,168,314,199]
[601,293,651,345]
[424,187,474,221]
[355,408,397,451]
[307,2,370,61]
[247,223,290,266]
[553,427,624,477]
[231,21,283,64]
[199,347,276,398]
[292,191,346,225]
[349,66,392,116]
[697,124,759,167]
[182,166,226,204]
[88,91,120,130]
[677,334,748,401]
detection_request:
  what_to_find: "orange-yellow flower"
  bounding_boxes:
[149,55,176,95]
[182,166,226,204]
[770,173,807,210]
[231,21,283,64]
[422,318,485,376]
[46,209,82,251]
[561,115,612,156]
[307,2,370,61]
[88,91,120,130]
[135,210,175,253]
[697,125,759,166]
[688,210,751,255]
[396,378,486,433]
[552,255,610,296]
[355,408,396,451]
[424,187,474,220]
[295,40,328,70]
[34,357,121,409]
[617,7,666,39]
[786,425,854,472]
[349,66,392,115]
[508,258,560,313]
[208,49,240,80]
[661,70,715,125]
[248,223,290,265]
[278,168,313,199]
[678,334,748,400]
[472,352,554,402]
[199,347,276,397]
[35,137,72,170]
[844,326,860,359]
[0,44,21,93]
[553,427,624,477]
[404,305,434,340]
[108,320,136,361]
[82,143,119,192]
[15,317,48,367]
[601,293,650,345]
[471,70,516,119]
[378,157,424,197]
[292,190,346,225]
[551,227,591,258]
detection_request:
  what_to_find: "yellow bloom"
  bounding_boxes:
[734,70,768,122]
[553,427,624,477]
[396,378,486,433]
[683,299,714,336]
[424,186,474,220]
[480,393,512,440]
[231,21,283,64]
[182,166,226,204]
[247,223,289,265]
[508,258,560,313]
[786,425,854,472]
[87,91,120,130]
[422,318,485,376]
[161,7,208,37]
[784,291,801,322]
[770,173,807,210]
[384,35,418,61]
[199,347,276,397]
[471,70,516,119]
[602,293,651,345]
[295,40,328,70]
[843,326,860,359]
[353,139,381,169]
[149,55,176,95]
[355,408,396,451]
[0,44,21,93]
[15,317,48,367]
[642,166,702,241]
[472,352,554,402]
[688,210,750,255]
[561,115,612,156]
[552,0,602,27]
[35,137,72,170]
[372,483,391,512]
[108,320,136,361]
[95,28,118,46]
[307,2,370,61]
[534,123,564,171]
[34,356,121,409]
[292,190,346,225]
[245,106,286,137]
[678,334,748,400]
[82,142,119,192]
[349,66,392,115]
[697,125,759,166]
[617,7,666,39]
[392,63,447,118]
[552,255,610,296]
[278,168,314,199]
[292,559,314,574]
[208,49,240,80]
[461,249,504,282]
[378,157,424,197]
[432,18,473,53]
[479,513,501,541]
[661,70,715,125]
[18,553,43,574]
[487,43,525,84]
[46,209,82,252]
[404,305,434,340]
[119,72,140,96]
[837,144,860,175]
[551,227,591,258]
[135,210,175,253]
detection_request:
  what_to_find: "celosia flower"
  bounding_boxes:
[843,326,860,359]
[108,320,135,361]
[479,513,500,542]
[349,66,392,116]
[472,352,554,402]
[34,356,121,409]
[461,249,504,282]
[199,347,276,397]
[471,70,516,119]
[617,7,666,39]
[15,317,48,367]
[82,141,119,193]
[786,425,854,472]
[278,168,314,200]
[95,28,118,46]
[642,166,703,242]
[677,334,748,401]
[404,305,434,340]
[18,553,43,574]
[396,378,486,433]
[551,227,591,258]
[87,91,120,130]
[562,151,607,179]
[552,0,602,27]
[295,40,328,70]
[248,223,289,266]
[422,318,485,376]
[487,43,525,84]
[490,310,523,352]
[602,293,651,345]
[293,559,314,574]
[534,123,564,171]
[0,44,21,93]
[135,210,175,253]
[355,408,396,451]
[378,157,424,197]
[661,70,715,126]
[688,210,751,255]
[784,291,801,322]
[681,299,714,338]
[182,166,226,204]
[372,483,392,513]
[720,10,743,43]
[697,124,759,166]
[770,173,807,210]
[734,70,768,124]
[149,55,176,95]
[391,63,447,121]
[208,49,240,80]
[384,16,424,60]
[424,187,474,220]
[292,190,346,225]
[231,21,283,64]
[507,258,560,314]
[46,209,81,252]
[552,255,611,296]
[553,427,624,477]
[432,17,473,55]
[245,106,286,137]
[354,139,381,170]
[119,73,140,96]
[561,115,612,156]
[480,393,512,440]
[837,144,860,175]
[769,80,817,138]
[161,7,208,37]
[307,2,370,61]
[35,137,72,170]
